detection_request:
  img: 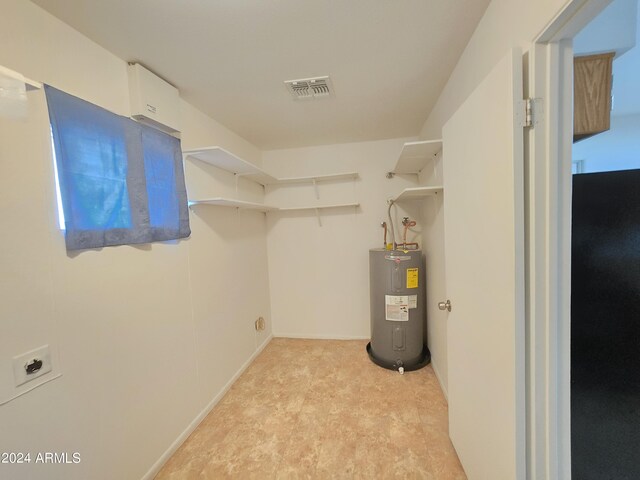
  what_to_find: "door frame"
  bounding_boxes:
[527,1,613,478]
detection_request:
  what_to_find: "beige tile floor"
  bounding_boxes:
[156,338,466,479]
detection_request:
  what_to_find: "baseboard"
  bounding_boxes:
[141,333,273,480]
[431,359,448,400]
[273,332,370,340]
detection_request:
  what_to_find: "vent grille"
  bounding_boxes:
[284,76,333,100]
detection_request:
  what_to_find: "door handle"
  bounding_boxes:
[438,300,452,312]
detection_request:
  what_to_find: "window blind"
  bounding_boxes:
[45,85,190,250]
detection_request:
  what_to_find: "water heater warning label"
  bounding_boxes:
[385,295,409,321]
[406,268,418,288]
[408,295,417,309]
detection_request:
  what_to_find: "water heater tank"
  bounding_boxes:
[367,248,430,373]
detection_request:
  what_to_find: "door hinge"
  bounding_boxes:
[519,98,542,128]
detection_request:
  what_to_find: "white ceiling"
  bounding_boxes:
[32,0,490,150]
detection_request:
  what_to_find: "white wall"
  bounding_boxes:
[609,11,640,116]
[573,114,640,172]
[263,138,426,339]
[573,0,637,56]
[0,1,271,480]
[416,0,570,395]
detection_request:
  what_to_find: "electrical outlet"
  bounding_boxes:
[255,317,266,331]
[13,345,52,387]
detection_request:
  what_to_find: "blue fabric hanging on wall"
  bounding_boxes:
[44,85,190,250]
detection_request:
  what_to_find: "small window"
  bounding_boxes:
[50,130,65,230]
[44,85,190,250]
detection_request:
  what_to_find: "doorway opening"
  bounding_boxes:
[529,0,640,478]
[570,1,640,478]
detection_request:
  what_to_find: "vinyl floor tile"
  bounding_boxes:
[155,338,466,479]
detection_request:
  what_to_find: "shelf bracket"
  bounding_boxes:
[315,208,322,227]
[312,179,319,199]
[234,173,239,194]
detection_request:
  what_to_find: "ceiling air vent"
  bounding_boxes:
[284,76,333,100]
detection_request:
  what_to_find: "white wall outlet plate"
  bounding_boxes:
[12,345,52,387]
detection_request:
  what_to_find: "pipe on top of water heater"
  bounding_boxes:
[387,200,396,250]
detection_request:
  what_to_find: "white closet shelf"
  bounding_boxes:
[270,172,359,185]
[184,146,360,188]
[183,146,277,185]
[189,199,359,213]
[188,198,278,212]
[24,79,41,91]
[278,202,360,211]
[391,186,443,203]
[0,65,42,91]
[392,139,442,174]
